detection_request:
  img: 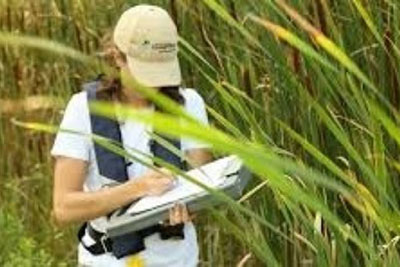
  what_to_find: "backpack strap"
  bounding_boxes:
[150,136,184,169]
[85,81,129,183]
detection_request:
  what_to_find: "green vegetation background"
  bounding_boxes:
[1,0,400,266]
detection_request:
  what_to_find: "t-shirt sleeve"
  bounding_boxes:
[181,89,211,151]
[51,92,91,161]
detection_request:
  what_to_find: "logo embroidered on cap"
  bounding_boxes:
[128,41,177,62]
[152,43,176,53]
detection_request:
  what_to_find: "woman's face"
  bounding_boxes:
[115,48,137,89]
[111,44,157,92]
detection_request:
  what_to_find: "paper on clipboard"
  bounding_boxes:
[127,155,241,215]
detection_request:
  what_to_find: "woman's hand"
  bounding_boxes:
[136,168,176,196]
[168,203,193,225]
[53,157,172,225]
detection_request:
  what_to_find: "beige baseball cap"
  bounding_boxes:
[113,5,181,87]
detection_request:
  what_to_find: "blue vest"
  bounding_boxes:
[84,81,184,182]
[81,80,184,259]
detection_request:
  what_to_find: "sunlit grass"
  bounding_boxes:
[1,0,400,266]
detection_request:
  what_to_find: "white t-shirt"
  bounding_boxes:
[51,88,209,267]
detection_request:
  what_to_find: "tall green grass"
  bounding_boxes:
[1,0,400,266]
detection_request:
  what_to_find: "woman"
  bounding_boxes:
[51,5,212,266]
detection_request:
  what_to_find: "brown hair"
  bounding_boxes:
[95,31,184,109]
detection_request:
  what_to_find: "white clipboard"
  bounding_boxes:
[106,155,251,238]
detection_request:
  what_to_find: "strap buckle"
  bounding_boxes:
[100,235,111,253]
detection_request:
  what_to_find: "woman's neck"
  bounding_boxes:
[120,87,152,108]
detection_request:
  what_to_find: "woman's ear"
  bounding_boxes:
[112,48,126,69]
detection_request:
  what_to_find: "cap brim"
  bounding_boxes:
[127,57,181,87]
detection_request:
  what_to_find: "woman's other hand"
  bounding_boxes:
[168,203,193,225]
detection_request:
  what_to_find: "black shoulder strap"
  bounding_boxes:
[150,135,184,169]
[85,81,129,183]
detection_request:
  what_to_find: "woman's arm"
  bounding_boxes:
[52,156,174,226]
[185,148,213,168]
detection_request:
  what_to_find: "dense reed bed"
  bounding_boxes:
[1,0,400,266]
